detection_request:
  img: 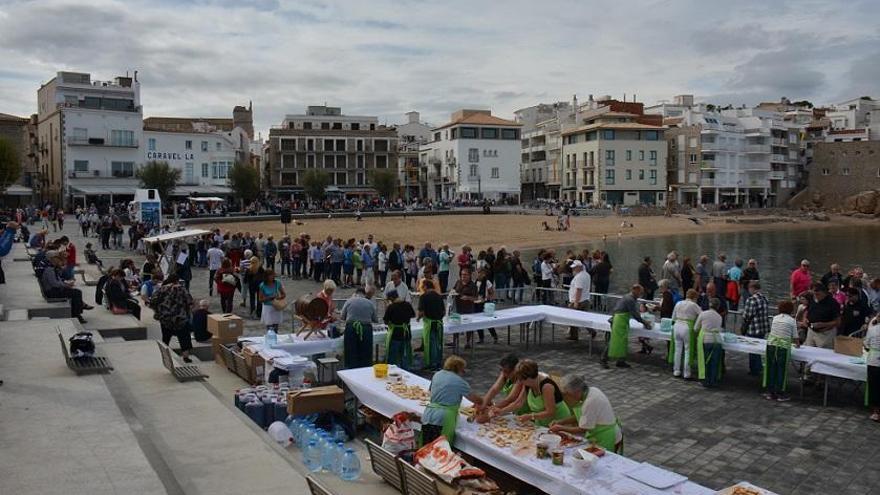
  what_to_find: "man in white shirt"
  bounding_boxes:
[567,260,591,340]
[550,374,623,452]
[206,242,225,296]
[540,253,555,304]
[384,269,412,303]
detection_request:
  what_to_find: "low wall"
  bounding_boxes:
[179,208,501,225]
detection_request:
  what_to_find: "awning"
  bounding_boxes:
[169,185,233,196]
[69,184,138,195]
[4,184,33,196]
[187,196,225,202]
[143,229,212,243]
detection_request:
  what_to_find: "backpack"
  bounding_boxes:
[69,332,96,358]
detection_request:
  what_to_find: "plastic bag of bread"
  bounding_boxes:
[415,436,485,483]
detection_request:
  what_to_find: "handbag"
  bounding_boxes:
[271,297,287,311]
[222,273,236,286]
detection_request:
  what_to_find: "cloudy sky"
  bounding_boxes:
[1,0,877,135]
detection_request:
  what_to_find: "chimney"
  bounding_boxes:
[406,111,419,124]
[572,94,578,110]
[589,94,593,102]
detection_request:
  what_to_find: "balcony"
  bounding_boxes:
[700,178,715,187]
[768,171,785,180]
[745,145,769,153]
[771,138,787,147]
[770,154,787,163]
[745,128,770,137]
[69,136,138,147]
[700,161,718,170]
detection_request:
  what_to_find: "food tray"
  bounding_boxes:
[624,462,687,489]
[716,481,778,495]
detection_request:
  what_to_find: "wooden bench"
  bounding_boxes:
[39,280,70,304]
[156,341,208,382]
[57,328,113,375]
[397,458,439,495]
[365,439,404,492]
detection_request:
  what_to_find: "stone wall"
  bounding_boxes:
[808,141,880,206]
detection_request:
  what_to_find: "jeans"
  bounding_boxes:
[512,281,524,304]
[438,271,449,293]
[248,284,262,317]
[265,256,275,271]
[495,273,509,300]
[281,258,291,276]
[749,354,763,375]
[46,286,83,316]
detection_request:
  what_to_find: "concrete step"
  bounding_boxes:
[6,309,29,321]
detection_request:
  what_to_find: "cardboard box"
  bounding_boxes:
[287,386,345,415]
[242,345,266,385]
[211,336,239,365]
[207,314,244,340]
[834,335,864,357]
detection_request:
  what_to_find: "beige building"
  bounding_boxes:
[561,112,667,206]
[267,105,398,198]
[809,141,880,200]
[0,112,39,203]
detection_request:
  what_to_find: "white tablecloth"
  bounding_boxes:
[339,367,713,495]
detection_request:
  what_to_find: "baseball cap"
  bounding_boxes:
[570,260,584,269]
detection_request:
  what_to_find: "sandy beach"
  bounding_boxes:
[191,212,874,252]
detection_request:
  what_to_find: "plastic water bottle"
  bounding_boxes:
[266,328,278,347]
[340,448,361,481]
[303,440,321,472]
[332,424,348,443]
[267,421,293,447]
[320,434,336,472]
[333,441,345,475]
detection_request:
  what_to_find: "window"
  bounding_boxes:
[356,155,364,168]
[335,139,345,151]
[324,155,335,168]
[202,163,209,177]
[605,169,615,185]
[74,160,89,172]
[602,129,615,140]
[356,139,363,152]
[324,139,335,152]
[337,155,347,168]
[689,137,698,148]
[201,141,208,152]
[639,150,645,161]
[468,148,479,163]
[282,154,296,168]
[537,168,542,181]
[842,167,851,176]
[184,162,194,183]
[649,170,657,185]
[821,168,830,176]
[434,132,441,141]
[218,162,229,179]
[321,122,330,130]
[332,122,342,130]
[303,122,312,130]
[215,142,221,151]
[148,138,156,151]
[307,154,315,168]
[605,150,615,166]
[625,170,632,180]
[461,127,478,139]
[689,153,697,164]
[491,167,499,178]
[374,140,388,152]
[501,128,518,140]
[649,150,657,166]
[110,130,134,146]
[639,170,645,180]
[481,128,498,139]
[72,127,87,142]
[376,155,387,168]
[281,139,296,151]
[211,162,218,179]
[357,172,365,185]
[469,164,478,177]
[185,140,192,150]
[335,172,347,185]
[626,150,632,161]
[351,123,359,131]
[111,161,134,178]
[307,139,314,151]
[643,130,659,141]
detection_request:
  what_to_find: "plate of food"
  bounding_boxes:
[583,444,606,457]
[716,482,777,495]
[556,431,588,449]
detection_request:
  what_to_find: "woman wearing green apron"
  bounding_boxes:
[491,359,571,427]
[383,289,416,370]
[550,374,624,454]
[602,285,650,369]
[417,281,446,371]
[483,354,529,415]
[763,300,800,402]
[669,289,701,379]
[695,298,725,388]
[421,356,485,447]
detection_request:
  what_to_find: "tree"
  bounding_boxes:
[302,169,330,201]
[228,162,260,209]
[0,136,21,195]
[136,160,180,201]
[370,169,398,199]
[792,100,814,109]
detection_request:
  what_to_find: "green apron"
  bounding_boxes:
[422,317,443,369]
[866,348,878,407]
[572,400,623,453]
[385,323,413,370]
[501,379,530,415]
[422,402,460,446]
[696,328,723,381]
[608,313,631,360]
[667,319,695,365]
[526,388,572,427]
[762,334,792,392]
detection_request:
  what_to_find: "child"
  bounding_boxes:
[763,300,800,402]
[866,315,880,422]
[191,300,212,343]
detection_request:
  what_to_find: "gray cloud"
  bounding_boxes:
[0,0,877,134]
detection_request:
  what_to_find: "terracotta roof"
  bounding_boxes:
[434,113,520,130]
[562,121,665,136]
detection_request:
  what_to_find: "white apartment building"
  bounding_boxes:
[419,109,522,202]
[37,71,143,207]
[142,128,241,195]
[392,111,432,200]
[561,112,667,206]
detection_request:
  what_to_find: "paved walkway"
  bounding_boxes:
[7,218,880,495]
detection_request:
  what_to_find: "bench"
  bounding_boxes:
[57,327,114,375]
[306,475,335,495]
[397,458,439,495]
[38,279,70,304]
[156,341,208,382]
[365,439,404,492]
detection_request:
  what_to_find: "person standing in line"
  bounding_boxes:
[763,300,800,402]
[804,283,840,350]
[740,259,760,294]
[310,241,323,283]
[510,250,530,305]
[661,252,682,298]
[567,260,591,341]
[151,274,194,363]
[206,242,224,297]
[215,258,237,313]
[377,244,389,288]
[385,269,412,304]
[726,258,744,310]
[258,269,285,333]
[712,253,728,302]
[670,289,701,379]
[602,284,650,369]
[740,281,771,376]
[438,244,452,294]
[540,252,555,304]
[264,235,277,272]
[695,255,710,293]
[279,236,291,277]
[695,298,725,388]
[638,257,658,300]
[864,315,880,422]
[790,259,813,299]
